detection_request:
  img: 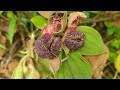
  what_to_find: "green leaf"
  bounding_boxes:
[25,65,34,79]
[31,15,48,29]
[77,26,106,55]
[0,44,6,49]
[55,51,92,79]
[0,11,3,15]
[8,15,17,44]
[11,63,24,79]
[36,58,53,79]
[7,11,14,19]
[11,56,27,79]
[89,11,101,14]
[63,45,70,55]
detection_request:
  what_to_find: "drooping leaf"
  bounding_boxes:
[30,15,48,29]
[8,15,17,44]
[11,56,27,79]
[11,63,24,79]
[55,51,92,79]
[77,26,106,55]
[25,65,34,79]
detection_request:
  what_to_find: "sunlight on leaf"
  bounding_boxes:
[8,15,17,44]
[77,26,106,55]
[55,51,92,79]
[115,54,120,73]
[31,15,48,29]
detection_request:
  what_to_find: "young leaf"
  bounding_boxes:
[0,44,6,49]
[55,51,92,79]
[30,15,48,29]
[8,15,17,44]
[77,26,106,55]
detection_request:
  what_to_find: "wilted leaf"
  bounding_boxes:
[37,11,55,19]
[11,56,27,79]
[25,59,40,79]
[84,46,109,79]
[115,54,120,72]
[11,63,23,79]
[55,51,92,79]
[77,26,106,55]
[25,65,34,79]
[8,15,17,44]
[68,12,87,27]
[50,57,60,75]
[31,15,48,29]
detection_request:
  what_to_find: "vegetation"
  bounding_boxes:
[0,11,120,79]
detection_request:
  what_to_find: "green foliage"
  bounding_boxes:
[104,21,120,36]
[0,44,6,49]
[7,11,14,19]
[31,15,48,29]
[55,51,92,79]
[0,11,3,15]
[8,15,17,44]
[77,26,106,55]
[36,58,53,79]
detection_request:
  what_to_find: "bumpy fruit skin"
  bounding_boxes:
[34,33,62,59]
[64,30,86,50]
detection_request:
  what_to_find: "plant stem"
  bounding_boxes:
[81,14,120,24]
[113,71,118,79]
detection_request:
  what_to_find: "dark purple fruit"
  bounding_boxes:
[34,33,62,59]
[64,30,86,50]
[50,37,62,56]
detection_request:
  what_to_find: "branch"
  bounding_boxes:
[81,13,120,24]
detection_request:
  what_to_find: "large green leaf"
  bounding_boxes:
[31,15,48,29]
[8,15,17,44]
[55,51,92,79]
[35,58,53,79]
[77,26,106,55]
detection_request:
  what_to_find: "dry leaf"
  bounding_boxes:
[50,57,60,75]
[0,69,11,79]
[84,45,109,79]
[38,11,67,34]
[37,11,55,19]
[68,12,87,27]
[110,18,120,28]
[0,33,6,60]
[8,59,19,73]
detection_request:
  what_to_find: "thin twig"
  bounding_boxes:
[81,14,120,24]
